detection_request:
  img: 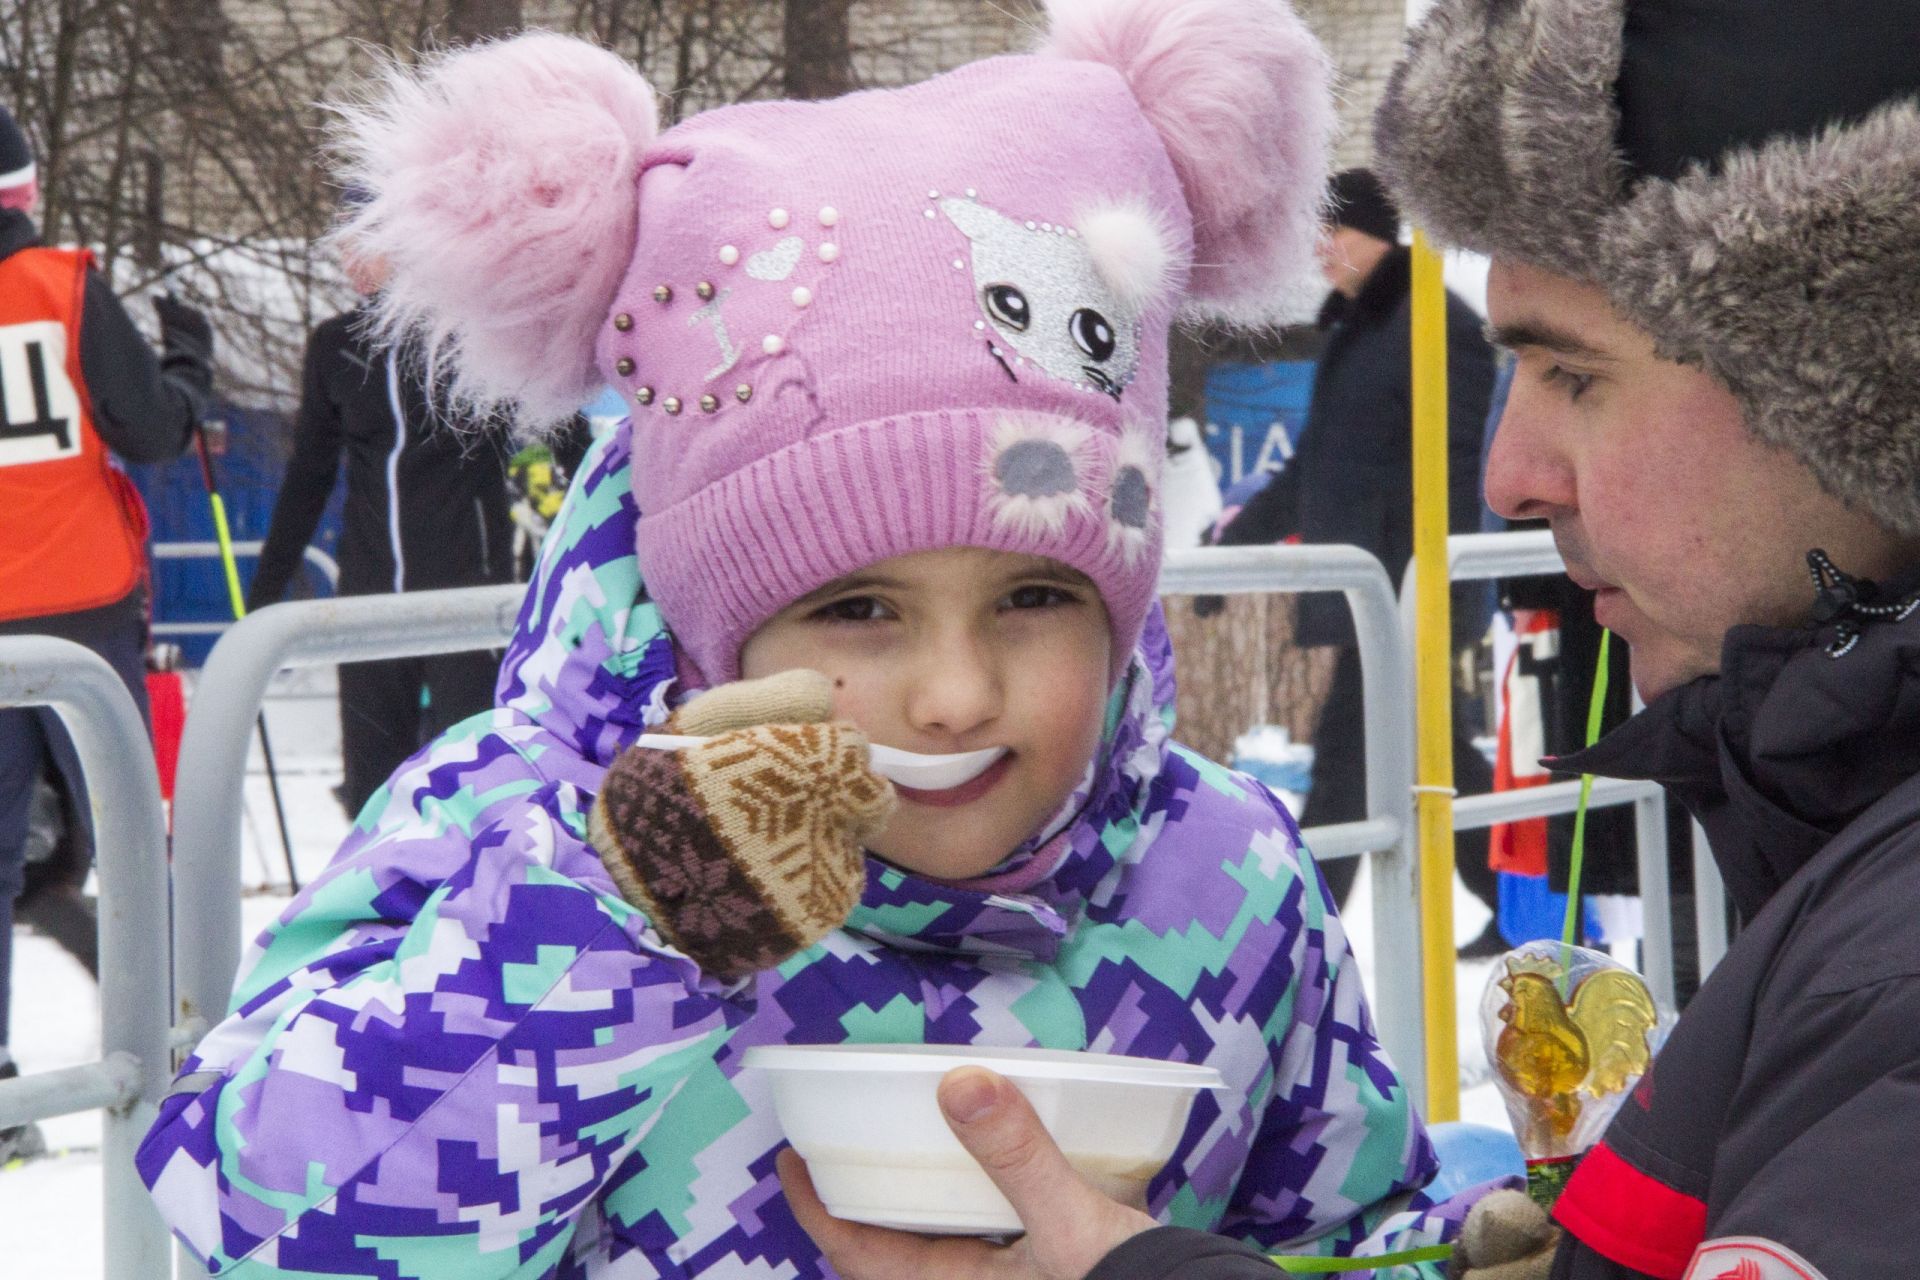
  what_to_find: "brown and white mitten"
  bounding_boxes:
[588,669,896,981]
[1449,1189,1560,1280]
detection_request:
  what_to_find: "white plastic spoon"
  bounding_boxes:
[632,734,1008,791]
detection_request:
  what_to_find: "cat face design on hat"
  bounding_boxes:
[940,196,1144,400]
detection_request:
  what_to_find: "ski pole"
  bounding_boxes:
[190,418,301,892]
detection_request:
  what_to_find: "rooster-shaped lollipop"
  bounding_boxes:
[1483,943,1665,1206]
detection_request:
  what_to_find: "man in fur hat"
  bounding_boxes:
[1368,1,1920,1274]
[788,2,1920,1278]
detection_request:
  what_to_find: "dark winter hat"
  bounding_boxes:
[1326,168,1399,245]
[0,106,34,191]
[1374,0,1920,534]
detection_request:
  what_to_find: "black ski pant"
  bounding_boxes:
[1306,646,1499,914]
[337,649,502,819]
[0,590,148,1045]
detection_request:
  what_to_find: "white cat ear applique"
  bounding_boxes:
[940,195,1165,400]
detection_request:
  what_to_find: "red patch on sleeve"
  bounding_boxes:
[1553,1141,1706,1280]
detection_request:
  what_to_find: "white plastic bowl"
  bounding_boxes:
[746,1043,1225,1235]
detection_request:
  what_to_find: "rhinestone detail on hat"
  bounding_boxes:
[620,203,845,416]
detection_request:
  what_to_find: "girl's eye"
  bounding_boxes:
[814,595,893,624]
[1004,584,1076,611]
[1542,364,1596,401]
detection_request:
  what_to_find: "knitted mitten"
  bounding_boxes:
[588,669,896,980]
[1449,1190,1560,1280]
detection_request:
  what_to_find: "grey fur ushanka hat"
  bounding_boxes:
[1374,0,1920,534]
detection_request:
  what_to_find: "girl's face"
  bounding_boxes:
[738,547,1112,881]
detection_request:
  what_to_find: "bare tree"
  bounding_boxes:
[445,0,523,42]
[784,0,851,99]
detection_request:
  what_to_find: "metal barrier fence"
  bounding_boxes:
[150,541,342,638]
[0,637,173,1280]
[1400,530,1733,1006]
[1162,545,1425,1104]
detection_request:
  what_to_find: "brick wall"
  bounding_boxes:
[851,0,1038,85]
[1295,0,1408,169]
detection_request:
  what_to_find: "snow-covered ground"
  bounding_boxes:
[1,671,1510,1277]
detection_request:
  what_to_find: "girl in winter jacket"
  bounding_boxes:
[137,4,1479,1276]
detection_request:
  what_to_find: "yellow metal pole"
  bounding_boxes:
[1409,230,1460,1121]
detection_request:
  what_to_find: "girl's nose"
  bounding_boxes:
[904,631,1003,741]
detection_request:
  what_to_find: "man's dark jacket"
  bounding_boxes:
[248,307,515,607]
[1216,245,1494,648]
[1085,570,1920,1280]
[1539,572,1920,1280]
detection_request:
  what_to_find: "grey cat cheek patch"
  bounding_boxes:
[983,412,1097,539]
[1104,424,1161,565]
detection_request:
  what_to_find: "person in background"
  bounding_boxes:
[0,103,211,1162]
[246,227,520,819]
[1214,168,1501,946]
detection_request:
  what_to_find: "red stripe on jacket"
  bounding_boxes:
[1554,1141,1707,1280]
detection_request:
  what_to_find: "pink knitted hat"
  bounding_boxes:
[336,0,1333,682]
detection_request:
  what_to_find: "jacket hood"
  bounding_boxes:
[1557,563,1920,921]
[495,420,1179,962]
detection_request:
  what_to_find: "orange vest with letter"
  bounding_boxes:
[0,245,148,621]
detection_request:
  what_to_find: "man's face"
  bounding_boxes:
[1483,258,1920,700]
[1315,225,1391,299]
[342,246,391,297]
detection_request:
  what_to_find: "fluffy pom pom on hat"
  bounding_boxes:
[335,1,1333,683]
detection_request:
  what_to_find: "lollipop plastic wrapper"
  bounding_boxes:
[1482,941,1672,1209]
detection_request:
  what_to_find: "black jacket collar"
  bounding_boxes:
[1558,563,1920,922]
[1316,244,1412,332]
[0,207,40,262]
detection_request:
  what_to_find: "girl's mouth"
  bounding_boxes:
[894,751,1014,808]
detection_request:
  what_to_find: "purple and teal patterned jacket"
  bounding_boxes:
[139,424,1472,1278]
